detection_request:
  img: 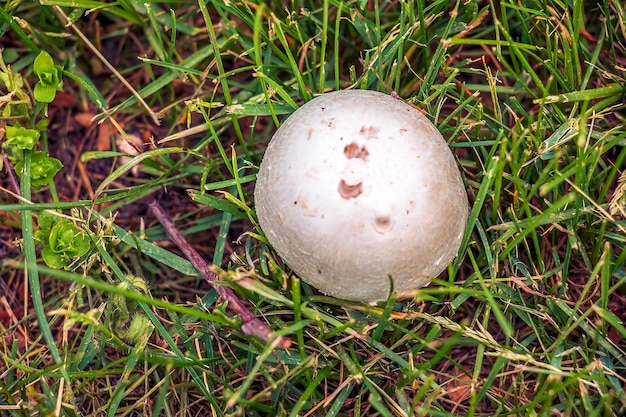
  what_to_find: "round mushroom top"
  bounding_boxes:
[255,89,468,303]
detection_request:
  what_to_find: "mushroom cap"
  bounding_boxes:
[255,90,468,303]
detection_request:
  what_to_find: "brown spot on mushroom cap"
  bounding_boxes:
[307,128,314,141]
[359,125,380,139]
[373,215,393,233]
[294,196,319,217]
[343,142,369,160]
[322,118,336,129]
[295,197,308,209]
[338,180,363,199]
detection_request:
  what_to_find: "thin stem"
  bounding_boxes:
[148,199,291,349]
[20,149,70,381]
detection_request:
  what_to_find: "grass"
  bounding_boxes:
[1,0,625,416]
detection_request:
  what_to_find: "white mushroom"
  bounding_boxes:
[255,90,468,303]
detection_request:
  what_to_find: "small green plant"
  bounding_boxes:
[2,123,63,189]
[1,52,83,269]
[34,212,91,269]
[15,151,63,188]
[33,51,63,103]
[1,51,65,191]
[3,123,40,154]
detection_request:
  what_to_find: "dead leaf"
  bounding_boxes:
[74,112,96,128]
[97,119,114,151]
[447,370,473,404]
[50,92,76,108]
[116,133,143,176]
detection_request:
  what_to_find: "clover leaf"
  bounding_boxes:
[15,151,63,189]
[41,219,90,269]
[33,51,63,103]
[3,124,40,157]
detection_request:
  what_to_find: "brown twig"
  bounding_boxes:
[3,155,21,196]
[148,199,291,350]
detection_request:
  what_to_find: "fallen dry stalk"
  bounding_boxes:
[149,199,291,350]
